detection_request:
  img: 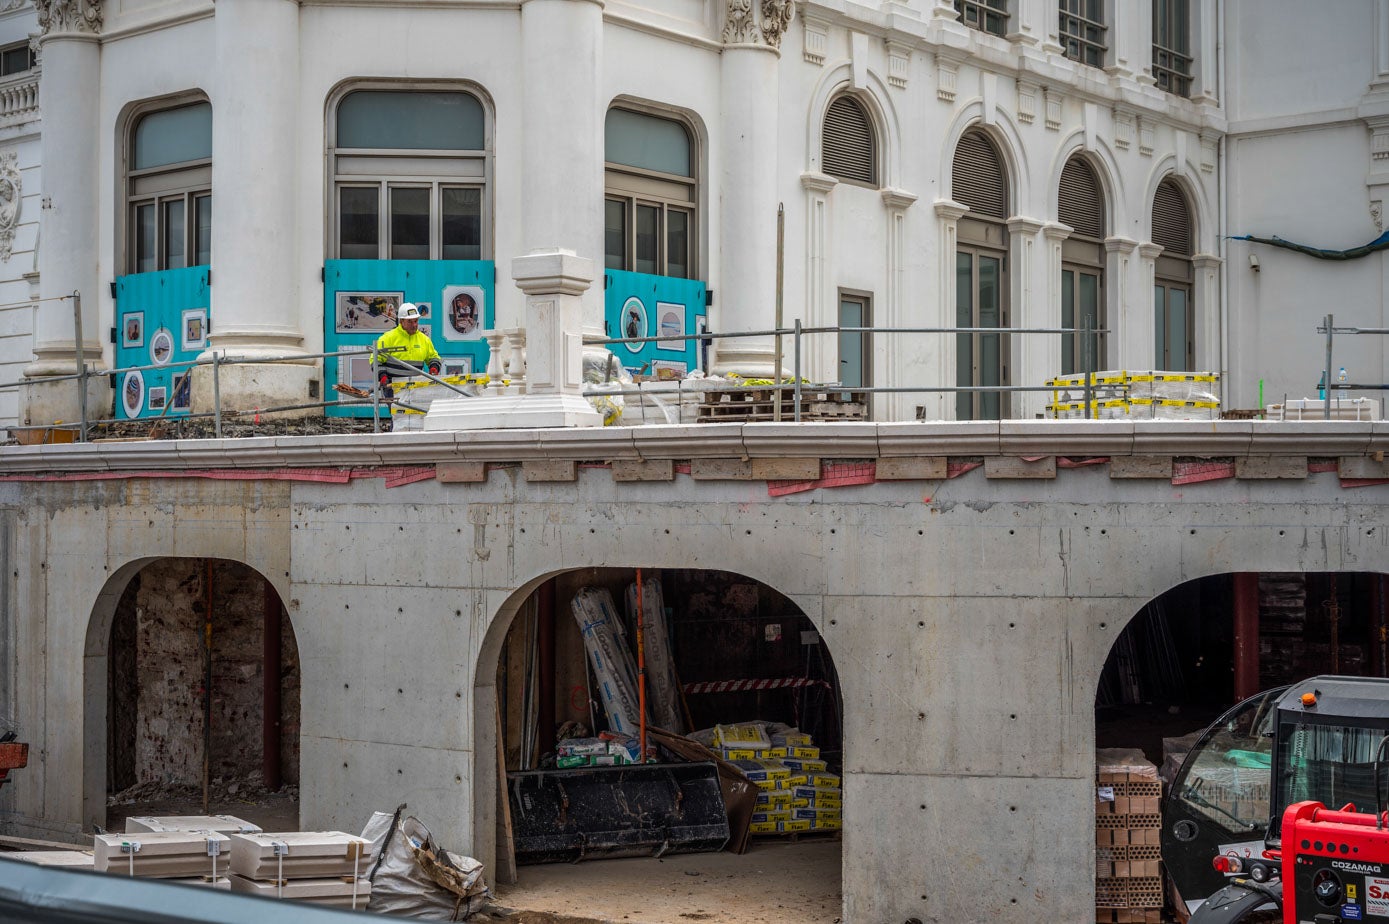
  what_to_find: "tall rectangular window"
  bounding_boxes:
[332,89,490,261]
[441,187,482,261]
[126,102,212,274]
[1155,284,1192,370]
[0,42,33,77]
[1153,0,1192,96]
[605,108,698,280]
[956,249,1007,421]
[1061,267,1102,375]
[389,186,430,261]
[338,187,379,261]
[954,0,1008,37]
[838,294,871,409]
[1059,0,1106,68]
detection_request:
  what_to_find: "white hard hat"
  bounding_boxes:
[398,303,421,320]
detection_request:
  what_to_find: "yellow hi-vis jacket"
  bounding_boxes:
[372,325,440,370]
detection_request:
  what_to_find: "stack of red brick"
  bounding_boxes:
[1095,750,1163,924]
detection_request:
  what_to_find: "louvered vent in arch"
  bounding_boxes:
[822,95,876,185]
[952,130,1007,219]
[1058,157,1104,238]
[1152,178,1193,256]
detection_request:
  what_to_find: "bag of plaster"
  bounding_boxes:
[362,806,490,920]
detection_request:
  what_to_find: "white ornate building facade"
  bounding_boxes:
[1,0,1386,428]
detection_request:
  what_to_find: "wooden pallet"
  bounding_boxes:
[697,388,866,423]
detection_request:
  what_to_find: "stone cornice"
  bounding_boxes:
[1137,242,1164,260]
[1104,236,1139,254]
[1042,221,1073,241]
[4,421,1387,475]
[800,171,838,194]
[880,187,917,210]
[1005,216,1045,235]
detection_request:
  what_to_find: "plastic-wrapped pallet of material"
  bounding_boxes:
[94,831,231,879]
[1128,397,1220,420]
[1268,397,1381,421]
[1125,371,1219,404]
[126,814,262,835]
[1047,398,1132,420]
[228,831,373,881]
[572,586,643,736]
[625,576,686,734]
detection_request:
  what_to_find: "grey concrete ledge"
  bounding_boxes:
[3,420,1389,475]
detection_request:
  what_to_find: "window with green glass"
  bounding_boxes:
[332,88,490,260]
[605,107,697,279]
[126,102,212,274]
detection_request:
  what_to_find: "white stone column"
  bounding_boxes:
[934,199,967,421]
[1015,0,1061,54]
[1104,0,1144,83]
[881,188,916,421]
[1189,0,1219,104]
[1007,216,1045,418]
[1042,221,1072,385]
[520,0,605,338]
[23,1,106,426]
[713,0,793,376]
[1104,236,1138,370]
[425,250,601,429]
[195,0,314,414]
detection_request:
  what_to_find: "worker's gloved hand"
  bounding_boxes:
[378,371,391,389]
[427,361,441,376]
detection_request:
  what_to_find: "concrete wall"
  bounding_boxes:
[3,421,1389,922]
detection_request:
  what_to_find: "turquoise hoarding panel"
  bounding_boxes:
[323,259,495,417]
[113,266,210,420]
[604,270,707,376]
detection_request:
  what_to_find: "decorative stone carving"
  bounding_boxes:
[886,40,910,89]
[802,14,828,64]
[760,0,793,48]
[34,0,102,35]
[1016,80,1037,124]
[723,0,756,44]
[0,0,29,13]
[723,0,793,48]
[1372,200,1383,231]
[1113,107,1134,150]
[1044,87,1062,131]
[1138,117,1155,157]
[0,150,21,263]
[936,59,958,102]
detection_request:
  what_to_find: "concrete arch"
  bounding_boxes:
[804,61,903,189]
[470,562,834,883]
[81,555,295,833]
[1140,155,1215,254]
[1044,130,1125,235]
[938,101,1028,214]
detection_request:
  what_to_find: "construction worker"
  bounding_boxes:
[373,303,441,394]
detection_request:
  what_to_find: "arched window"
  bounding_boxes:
[1152,178,1194,370]
[952,129,1009,420]
[822,95,876,186]
[127,102,212,273]
[1058,155,1106,374]
[331,89,489,260]
[604,108,696,279]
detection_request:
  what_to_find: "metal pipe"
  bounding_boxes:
[1324,312,1334,420]
[536,579,555,759]
[73,292,88,443]
[1232,572,1260,700]
[211,352,222,439]
[774,203,785,420]
[635,566,647,763]
[263,578,282,792]
[793,319,803,423]
[583,323,1108,347]
[371,347,382,434]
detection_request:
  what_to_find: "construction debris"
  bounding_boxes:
[361,808,491,920]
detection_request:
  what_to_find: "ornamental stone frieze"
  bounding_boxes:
[34,0,103,35]
[0,150,20,263]
[722,0,793,49]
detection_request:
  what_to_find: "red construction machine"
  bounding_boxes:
[1166,676,1389,923]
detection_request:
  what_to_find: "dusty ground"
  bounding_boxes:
[494,839,843,924]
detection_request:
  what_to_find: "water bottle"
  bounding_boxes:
[1337,366,1349,410]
